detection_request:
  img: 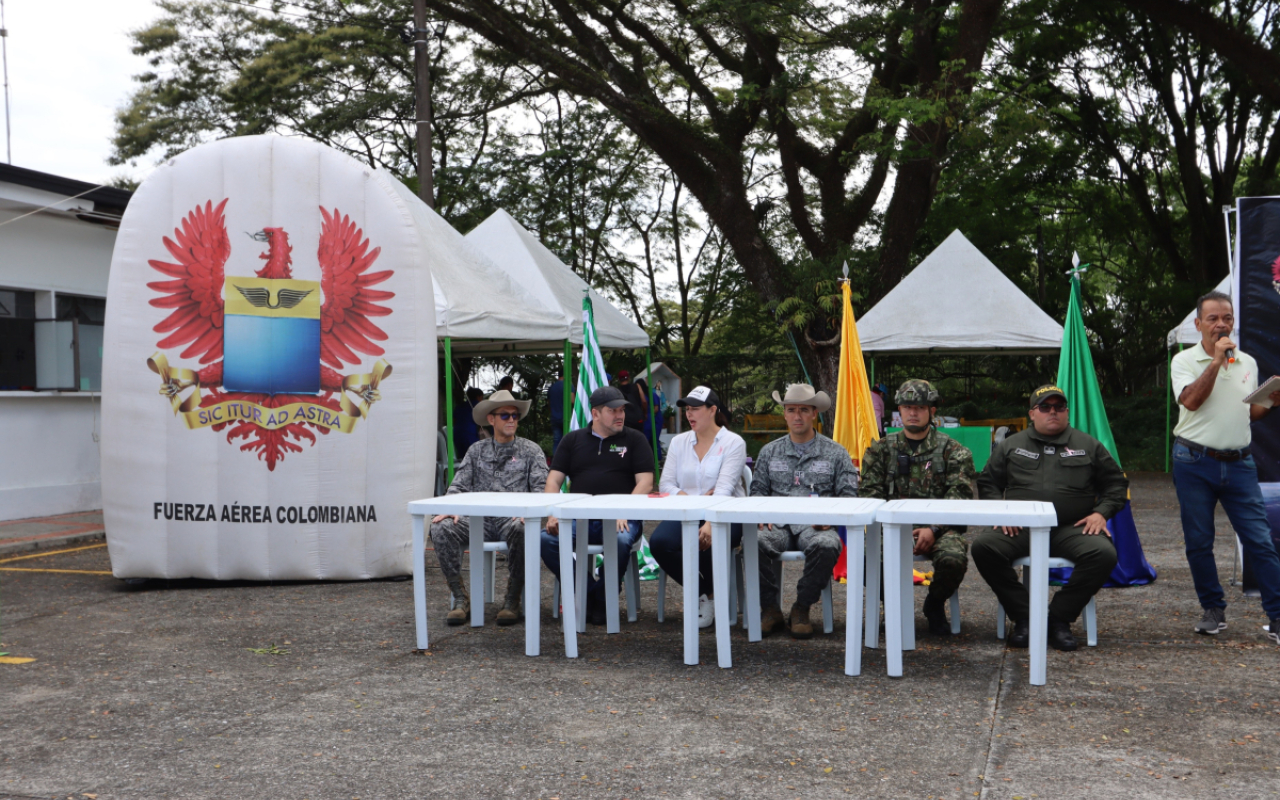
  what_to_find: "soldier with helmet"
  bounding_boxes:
[860,380,977,636]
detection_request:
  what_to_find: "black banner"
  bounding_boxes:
[1236,198,1280,576]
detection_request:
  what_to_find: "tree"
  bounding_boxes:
[417,0,1008,389]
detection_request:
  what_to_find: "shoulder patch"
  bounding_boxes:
[1013,447,1040,460]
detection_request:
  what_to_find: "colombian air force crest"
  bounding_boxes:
[145,201,394,470]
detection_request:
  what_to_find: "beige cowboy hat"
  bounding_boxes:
[771,383,832,413]
[472,390,532,426]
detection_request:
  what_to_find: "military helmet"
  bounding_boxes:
[895,379,940,406]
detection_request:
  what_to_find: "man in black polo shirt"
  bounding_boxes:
[540,386,655,625]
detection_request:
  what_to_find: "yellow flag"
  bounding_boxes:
[831,282,879,466]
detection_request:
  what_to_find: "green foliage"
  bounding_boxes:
[112,0,1280,466]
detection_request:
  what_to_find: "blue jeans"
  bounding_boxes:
[551,423,563,455]
[648,519,743,597]
[1172,442,1280,618]
[540,519,643,599]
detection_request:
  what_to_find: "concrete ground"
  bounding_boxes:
[1,473,1277,800]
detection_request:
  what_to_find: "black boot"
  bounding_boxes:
[1006,619,1029,648]
[923,593,951,636]
[1048,616,1078,651]
[585,587,608,626]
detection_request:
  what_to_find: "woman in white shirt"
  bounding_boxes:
[650,385,748,628]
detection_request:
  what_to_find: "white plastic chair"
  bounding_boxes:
[995,557,1098,647]
[551,538,644,624]
[449,541,508,609]
[912,553,962,634]
[655,464,752,624]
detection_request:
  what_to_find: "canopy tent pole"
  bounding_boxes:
[647,344,659,481]
[563,339,572,440]
[785,330,825,429]
[444,337,456,484]
[869,356,875,387]
[1165,346,1171,473]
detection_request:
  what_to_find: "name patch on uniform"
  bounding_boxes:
[1013,448,1040,460]
[770,461,790,472]
[809,460,833,474]
[1061,448,1087,457]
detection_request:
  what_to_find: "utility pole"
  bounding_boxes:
[1,0,12,164]
[412,0,434,208]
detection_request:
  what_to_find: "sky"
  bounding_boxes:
[2,0,161,185]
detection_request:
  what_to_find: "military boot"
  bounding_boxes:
[761,605,788,636]
[496,574,523,626]
[445,575,469,626]
[789,602,814,639]
[923,593,951,636]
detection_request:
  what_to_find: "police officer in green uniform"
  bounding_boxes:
[860,380,977,636]
[971,385,1128,651]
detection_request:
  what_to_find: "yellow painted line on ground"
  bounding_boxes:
[0,543,107,564]
[0,567,113,575]
[0,656,37,665]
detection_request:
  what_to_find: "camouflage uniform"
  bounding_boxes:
[750,433,859,608]
[430,437,550,581]
[860,426,977,600]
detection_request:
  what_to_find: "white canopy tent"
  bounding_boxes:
[1166,275,1232,347]
[382,181,568,353]
[858,230,1063,355]
[464,209,650,352]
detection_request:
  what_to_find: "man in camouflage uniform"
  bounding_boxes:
[751,384,860,638]
[431,390,549,626]
[860,380,976,636]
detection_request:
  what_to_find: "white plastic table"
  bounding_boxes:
[553,494,729,665]
[407,492,588,657]
[703,497,885,673]
[874,499,1058,684]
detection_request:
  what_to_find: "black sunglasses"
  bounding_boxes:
[1034,402,1068,413]
[494,412,521,421]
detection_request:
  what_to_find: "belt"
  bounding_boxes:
[1174,436,1250,462]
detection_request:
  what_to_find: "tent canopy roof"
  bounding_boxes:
[1166,275,1231,348]
[384,179,568,354]
[857,230,1064,355]
[465,209,650,351]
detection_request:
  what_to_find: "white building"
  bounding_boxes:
[0,164,131,521]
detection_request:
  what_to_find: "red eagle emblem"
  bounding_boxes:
[146,200,395,469]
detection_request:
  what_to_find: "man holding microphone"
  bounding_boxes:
[1171,290,1280,644]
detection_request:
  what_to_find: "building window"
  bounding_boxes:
[0,289,37,390]
[0,289,105,392]
[57,295,106,391]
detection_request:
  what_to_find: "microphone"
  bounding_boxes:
[1218,332,1236,364]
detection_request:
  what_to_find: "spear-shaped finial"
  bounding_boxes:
[841,260,850,281]
[1068,250,1090,279]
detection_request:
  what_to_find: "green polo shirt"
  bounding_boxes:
[1171,341,1258,450]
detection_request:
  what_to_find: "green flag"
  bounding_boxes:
[1056,259,1121,469]
[571,294,607,431]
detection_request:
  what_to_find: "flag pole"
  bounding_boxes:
[563,339,572,442]
[647,344,659,481]
[444,336,456,484]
